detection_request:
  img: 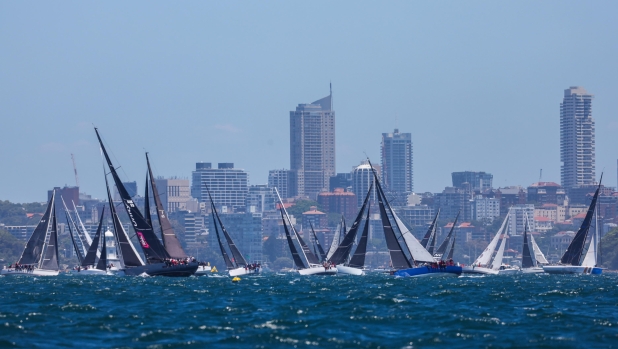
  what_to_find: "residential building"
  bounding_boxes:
[381,129,413,197]
[527,182,566,206]
[452,171,493,192]
[191,162,249,213]
[394,205,435,228]
[290,92,335,200]
[301,206,328,231]
[329,173,352,192]
[317,188,357,223]
[433,187,471,221]
[472,195,501,223]
[245,185,276,213]
[351,161,380,208]
[533,216,554,233]
[551,231,576,253]
[560,86,595,189]
[154,177,192,213]
[268,169,295,199]
[507,204,535,236]
[495,186,527,216]
[207,212,263,263]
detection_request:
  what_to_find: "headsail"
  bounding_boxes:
[560,176,602,266]
[40,199,59,271]
[435,212,460,259]
[521,224,535,269]
[64,208,85,265]
[83,207,105,267]
[280,209,306,269]
[421,209,440,250]
[95,128,170,263]
[207,187,247,266]
[473,213,509,266]
[310,223,327,262]
[326,218,343,261]
[581,208,599,267]
[348,205,371,268]
[18,192,55,265]
[530,234,548,265]
[211,207,235,270]
[62,197,88,258]
[147,153,187,259]
[491,235,507,270]
[95,222,108,271]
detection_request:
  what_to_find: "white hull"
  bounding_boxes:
[543,265,603,275]
[194,266,212,276]
[229,267,261,277]
[1,268,59,276]
[497,268,521,275]
[521,267,545,274]
[298,266,337,276]
[70,269,109,275]
[336,265,364,275]
[461,266,499,275]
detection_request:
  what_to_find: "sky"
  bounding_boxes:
[1,1,617,203]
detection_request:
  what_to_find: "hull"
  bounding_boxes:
[298,266,338,276]
[123,262,198,277]
[521,267,545,274]
[497,267,521,275]
[70,268,109,275]
[543,265,603,275]
[194,265,212,276]
[229,267,261,277]
[461,266,498,275]
[1,268,59,276]
[336,265,364,275]
[394,265,462,278]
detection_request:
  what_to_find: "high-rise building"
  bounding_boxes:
[560,86,595,189]
[290,92,335,200]
[245,185,276,213]
[317,188,357,222]
[268,169,295,199]
[191,162,249,213]
[154,177,192,213]
[352,161,380,208]
[381,129,413,196]
[451,171,493,192]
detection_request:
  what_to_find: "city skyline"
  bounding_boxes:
[1,2,617,202]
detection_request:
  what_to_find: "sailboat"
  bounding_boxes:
[71,208,110,275]
[521,214,548,273]
[207,188,261,277]
[420,209,440,255]
[328,182,373,275]
[276,189,337,276]
[544,176,603,275]
[365,160,461,278]
[95,128,197,277]
[326,216,345,262]
[2,191,60,276]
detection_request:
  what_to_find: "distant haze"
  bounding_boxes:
[1,1,617,202]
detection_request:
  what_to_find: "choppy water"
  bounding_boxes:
[1,272,617,348]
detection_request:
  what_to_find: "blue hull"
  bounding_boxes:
[394,265,462,278]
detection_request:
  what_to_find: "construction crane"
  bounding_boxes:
[71,153,80,187]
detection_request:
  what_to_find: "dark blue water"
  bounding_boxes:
[1,273,617,348]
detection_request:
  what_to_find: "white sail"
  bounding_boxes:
[393,213,435,263]
[491,235,507,270]
[581,210,598,267]
[474,213,509,266]
[326,223,341,261]
[529,234,548,265]
[73,201,93,246]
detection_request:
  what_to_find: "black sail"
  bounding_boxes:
[212,212,235,269]
[144,172,153,228]
[106,175,144,267]
[281,209,306,269]
[65,209,85,265]
[95,128,170,263]
[435,212,460,257]
[83,208,105,267]
[40,202,59,270]
[329,182,373,265]
[18,192,55,265]
[96,224,108,271]
[147,154,187,259]
[560,178,602,265]
[421,209,440,249]
[212,204,248,267]
[348,205,371,268]
[310,223,327,262]
[376,180,411,270]
[446,229,456,260]
[521,228,535,268]
[297,232,320,264]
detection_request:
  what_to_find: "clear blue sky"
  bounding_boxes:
[1,1,617,203]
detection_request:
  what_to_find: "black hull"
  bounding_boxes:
[123,262,198,277]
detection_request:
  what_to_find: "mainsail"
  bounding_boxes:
[95,223,108,271]
[521,226,535,269]
[310,223,327,262]
[40,200,59,271]
[147,154,187,259]
[491,235,507,270]
[329,183,373,265]
[211,208,235,270]
[348,205,371,269]
[581,208,599,267]
[421,209,440,251]
[280,209,306,269]
[560,177,602,266]
[18,192,55,266]
[96,128,170,263]
[473,213,509,266]
[435,212,460,259]
[530,234,548,265]
[207,188,248,267]
[326,217,344,261]
[64,208,85,265]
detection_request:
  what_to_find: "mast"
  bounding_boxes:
[18,191,55,266]
[146,153,187,258]
[40,196,60,271]
[73,200,93,248]
[211,204,235,270]
[348,205,371,268]
[95,128,170,263]
[83,207,105,267]
[310,223,327,262]
[144,171,152,228]
[62,197,88,257]
[64,209,85,265]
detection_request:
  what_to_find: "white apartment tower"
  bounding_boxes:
[381,129,413,195]
[560,86,595,189]
[290,92,335,200]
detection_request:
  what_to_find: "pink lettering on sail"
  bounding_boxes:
[137,232,150,248]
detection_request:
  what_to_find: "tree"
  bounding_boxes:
[600,227,618,270]
[286,200,321,217]
[0,229,24,264]
[262,234,289,263]
[272,257,293,271]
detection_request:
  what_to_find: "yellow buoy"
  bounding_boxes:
[211,266,218,273]
[232,276,241,282]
